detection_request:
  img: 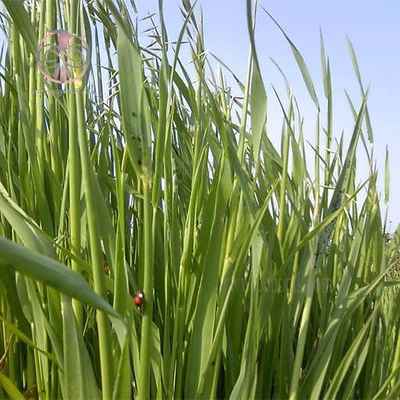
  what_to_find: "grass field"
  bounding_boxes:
[0,1,399,399]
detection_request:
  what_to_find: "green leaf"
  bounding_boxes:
[384,146,390,203]
[246,0,268,164]
[0,371,25,400]
[346,38,373,142]
[0,237,118,318]
[262,7,320,110]
[2,0,36,55]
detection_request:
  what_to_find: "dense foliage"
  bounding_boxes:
[0,1,398,399]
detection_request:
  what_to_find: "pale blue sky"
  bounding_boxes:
[138,1,400,230]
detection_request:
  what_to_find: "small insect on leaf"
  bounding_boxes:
[133,290,145,311]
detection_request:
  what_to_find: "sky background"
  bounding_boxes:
[137,0,400,231]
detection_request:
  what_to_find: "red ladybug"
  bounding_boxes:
[134,290,144,309]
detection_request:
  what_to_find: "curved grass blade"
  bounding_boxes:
[0,237,118,317]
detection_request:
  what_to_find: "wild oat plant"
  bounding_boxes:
[0,0,398,399]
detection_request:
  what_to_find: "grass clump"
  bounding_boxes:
[0,0,398,399]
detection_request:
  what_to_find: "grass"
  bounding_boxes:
[0,0,398,399]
